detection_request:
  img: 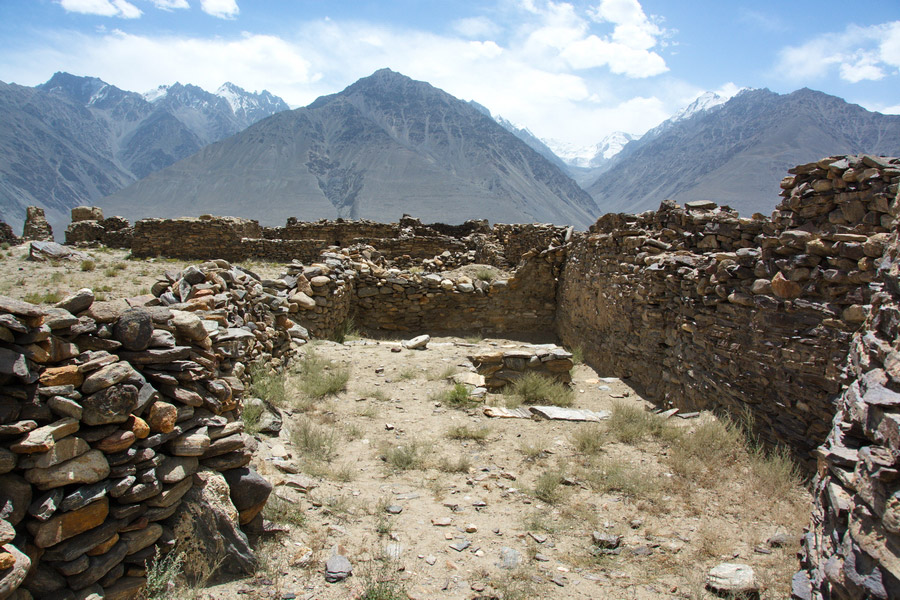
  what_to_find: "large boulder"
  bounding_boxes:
[166,469,256,582]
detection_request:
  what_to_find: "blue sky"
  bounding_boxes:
[0,0,898,148]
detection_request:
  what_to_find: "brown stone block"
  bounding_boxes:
[28,497,109,548]
[39,365,83,388]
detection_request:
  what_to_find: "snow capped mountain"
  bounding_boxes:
[142,85,169,102]
[216,82,290,123]
[543,132,641,169]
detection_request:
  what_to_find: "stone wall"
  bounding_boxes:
[0,256,309,598]
[796,231,900,600]
[558,155,899,461]
[0,219,20,246]
[22,207,52,242]
[65,207,133,249]
[132,217,262,261]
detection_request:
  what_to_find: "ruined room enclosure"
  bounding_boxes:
[1,154,898,599]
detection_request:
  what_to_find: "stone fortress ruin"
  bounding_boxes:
[1,153,899,599]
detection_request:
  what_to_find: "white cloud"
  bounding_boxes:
[777,20,900,83]
[7,2,690,146]
[59,0,142,18]
[452,17,499,39]
[200,0,239,20]
[149,0,189,10]
[520,0,668,78]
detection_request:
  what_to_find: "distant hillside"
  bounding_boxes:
[0,73,289,233]
[100,69,599,228]
[587,88,900,217]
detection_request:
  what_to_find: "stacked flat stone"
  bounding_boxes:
[0,285,276,599]
[559,155,900,463]
[469,347,574,389]
[65,207,133,249]
[0,220,20,246]
[776,154,899,234]
[21,207,52,243]
[797,232,900,600]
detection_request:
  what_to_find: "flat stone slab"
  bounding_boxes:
[483,406,610,421]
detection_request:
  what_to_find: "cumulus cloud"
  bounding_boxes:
[59,0,141,18]
[149,0,189,10]
[200,0,239,20]
[777,20,900,83]
[520,0,669,77]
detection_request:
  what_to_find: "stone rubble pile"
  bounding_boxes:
[0,220,20,246]
[0,270,289,598]
[469,347,574,389]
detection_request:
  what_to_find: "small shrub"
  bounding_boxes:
[667,417,742,483]
[518,436,548,461]
[570,345,584,365]
[298,349,350,399]
[532,467,567,504]
[382,438,430,471]
[580,457,658,498]
[330,316,360,343]
[396,367,418,381]
[364,389,391,403]
[475,267,495,281]
[248,364,287,408]
[80,259,96,272]
[23,291,63,304]
[240,400,264,435]
[446,424,489,442]
[506,372,573,407]
[291,418,336,461]
[571,424,604,454]
[427,364,459,381]
[145,547,185,600]
[607,401,667,444]
[438,454,472,473]
[433,383,476,408]
[357,556,407,600]
[0,242,8,250]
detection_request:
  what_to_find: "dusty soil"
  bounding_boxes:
[0,243,811,599]
[209,338,810,600]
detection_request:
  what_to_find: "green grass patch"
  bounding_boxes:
[297,349,350,399]
[606,401,667,444]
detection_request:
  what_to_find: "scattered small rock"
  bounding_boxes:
[324,554,352,583]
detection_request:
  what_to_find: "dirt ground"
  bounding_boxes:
[0,243,811,600]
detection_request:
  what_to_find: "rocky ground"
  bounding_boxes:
[0,243,811,600]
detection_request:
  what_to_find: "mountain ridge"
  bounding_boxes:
[98,68,599,228]
[0,72,290,233]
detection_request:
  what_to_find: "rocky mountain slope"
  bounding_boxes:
[0,73,289,233]
[587,88,900,216]
[99,69,599,228]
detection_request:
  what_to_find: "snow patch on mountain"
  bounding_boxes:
[143,85,169,102]
[543,132,641,168]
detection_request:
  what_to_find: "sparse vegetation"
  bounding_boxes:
[240,400,264,435]
[504,372,573,407]
[427,364,459,381]
[570,423,604,454]
[296,349,350,399]
[262,493,306,527]
[291,418,336,461]
[475,267,495,281]
[330,316,361,343]
[438,453,472,473]
[80,259,96,272]
[248,364,288,408]
[23,290,62,304]
[579,456,659,498]
[606,401,667,444]
[381,438,430,471]
[532,464,568,504]
[432,383,477,408]
[145,547,185,600]
[446,424,490,442]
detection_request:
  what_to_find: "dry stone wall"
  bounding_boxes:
[559,155,900,460]
[0,255,311,598]
[22,208,52,243]
[64,208,133,249]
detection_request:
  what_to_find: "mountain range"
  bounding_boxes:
[2,68,899,235]
[98,69,599,228]
[584,87,900,216]
[0,72,289,233]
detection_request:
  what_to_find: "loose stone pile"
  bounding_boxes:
[469,347,574,389]
[0,271,287,598]
[0,220,19,246]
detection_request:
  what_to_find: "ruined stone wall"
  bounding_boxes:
[240,238,328,264]
[132,217,262,261]
[263,220,398,244]
[65,208,133,249]
[797,232,900,600]
[0,255,304,598]
[352,246,564,339]
[493,223,570,266]
[559,155,900,461]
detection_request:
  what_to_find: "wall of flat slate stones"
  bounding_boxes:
[559,155,900,462]
[0,256,305,598]
[795,230,900,600]
[131,217,263,261]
